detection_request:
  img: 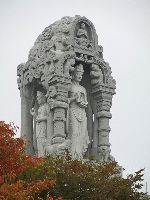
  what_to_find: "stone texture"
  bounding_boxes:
[17,15,116,161]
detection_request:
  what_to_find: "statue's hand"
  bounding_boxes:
[76,92,81,102]
[36,117,41,123]
[30,108,36,117]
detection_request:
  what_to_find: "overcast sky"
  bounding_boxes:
[0,0,150,193]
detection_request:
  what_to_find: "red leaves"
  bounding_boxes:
[0,122,55,199]
[0,122,43,184]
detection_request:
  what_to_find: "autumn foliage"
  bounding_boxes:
[0,121,148,200]
[0,122,56,199]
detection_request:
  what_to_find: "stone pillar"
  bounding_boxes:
[48,75,71,145]
[93,86,115,161]
[52,101,68,144]
[97,110,112,152]
[20,86,34,154]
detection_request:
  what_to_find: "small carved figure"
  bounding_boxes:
[86,56,93,64]
[77,23,88,39]
[68,64,90,159]
[84,54,88,62]
[79,54,84,60]
[98,145,111,162]
[63,58,75,76]
[30,91,49,157]
[98,145,115,162]
[75,54,84,62]
[46,86,57,108]
[90,64,103,85]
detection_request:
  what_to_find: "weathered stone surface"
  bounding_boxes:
[17,15,116,161]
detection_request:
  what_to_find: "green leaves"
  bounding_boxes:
[0,122,148,200]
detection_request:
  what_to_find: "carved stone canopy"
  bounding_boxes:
[17,15,116,161]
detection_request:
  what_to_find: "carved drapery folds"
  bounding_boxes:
[17,15,116,161]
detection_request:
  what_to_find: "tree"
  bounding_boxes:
[0,122,56,200]
[0,121,147,199]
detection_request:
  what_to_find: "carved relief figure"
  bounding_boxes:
[63,57,75,76]
[77,23,88,39]
[76,23,90,47]
[90,64,103,85]
[98,145,111,161]
[98,145,115,162]
[30,91,49,157]
[68,64,90,159]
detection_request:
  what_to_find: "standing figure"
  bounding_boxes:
[68,64,90,159]
[30,91,49,157]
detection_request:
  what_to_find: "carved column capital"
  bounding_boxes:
[96,111,112,119]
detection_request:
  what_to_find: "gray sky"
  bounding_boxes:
[0,0,150,193]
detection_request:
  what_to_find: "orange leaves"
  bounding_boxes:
[0,179,55,200]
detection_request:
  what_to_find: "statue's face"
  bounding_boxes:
[74,71,83,82]
[81,23,85,29]
[70,58,75,66]
[100,146,110,154]
[49,86,56,98]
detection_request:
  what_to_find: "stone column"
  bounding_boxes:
[93,86,115,161]
[51,101,68,144]
[97,110,112,152]
[48,75,71,145]
[20,85,34,154]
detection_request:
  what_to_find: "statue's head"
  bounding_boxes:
[70,58,75,66]
[48,86,57,98]
[36,91,46,105]
[72,64,84,82]
[81,22,86,29]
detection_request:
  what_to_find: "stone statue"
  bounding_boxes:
[76,23,90,47]
[68,64,90,159]
[77,23,88,39]
[30,91,49,157]
[18,16,117,163]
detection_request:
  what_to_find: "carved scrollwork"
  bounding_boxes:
[75,53,93,64]
[102,61,116,88]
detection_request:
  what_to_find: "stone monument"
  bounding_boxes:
[17,15,116,161]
